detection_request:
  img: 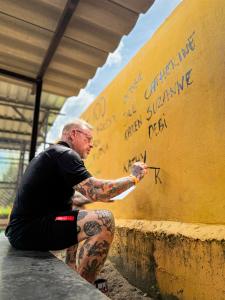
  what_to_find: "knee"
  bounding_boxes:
[95,210,115,235]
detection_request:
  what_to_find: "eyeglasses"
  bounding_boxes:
[76,130,93,144]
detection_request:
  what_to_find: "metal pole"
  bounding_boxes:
[0,68,35,83]
[29,79,43,161]
[44,110,50,150]
[17,144,25,188]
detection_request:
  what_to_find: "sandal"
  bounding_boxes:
[94,278,108,294]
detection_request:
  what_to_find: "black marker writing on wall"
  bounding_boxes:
[123,104,137,118]
[124,72,143,102]
[123,150,147,173]
[146,68,193,121]
[144,31,196,100]
[148,114,168,140]
[147,167,162,184]
[92,143,109,161]
[124,115,143,140]
[123,152,162,185]
[92,96,106,120]
[96,114,116,132]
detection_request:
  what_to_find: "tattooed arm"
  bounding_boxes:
[74,161,147,202]
[72,191,92,208]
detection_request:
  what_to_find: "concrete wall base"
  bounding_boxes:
[109,219,225,300]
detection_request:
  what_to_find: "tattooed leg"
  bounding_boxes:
[66,244,78,270]
[65,217,82,270]
[75,209,115,284]
[66,222,81,269]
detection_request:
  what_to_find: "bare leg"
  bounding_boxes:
[67,209,115,284]
[66,199,86,270]
[66,244,78,270]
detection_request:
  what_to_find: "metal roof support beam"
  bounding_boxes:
[12,107,33,128]
[0,146,29,151]
[29,0,80,160]
[0,157,21,161]
[0,137,32,144]
[0,97,61,114]
[37,0,80,79]
[43,110,50,150]
[0,161,21,165]
[0,182,17,189]
[0,182,17,185]
[0,68,36,84]
[0,129,43,138]
[0,115,53,126]
[29,79,43,161]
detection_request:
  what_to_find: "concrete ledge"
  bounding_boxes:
[109,219,225,300]
[0,234,108,300]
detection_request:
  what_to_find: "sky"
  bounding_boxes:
[47,0,182,143]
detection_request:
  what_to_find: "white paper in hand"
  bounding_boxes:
[111,185,136,201]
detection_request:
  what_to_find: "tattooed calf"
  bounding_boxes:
[77,225,81,233]
[78,246,85,263]
[84,221,102,236]
[96,210,115,234]
[66,245,78,264]
[87,240,109,258]
[82,259,102,277]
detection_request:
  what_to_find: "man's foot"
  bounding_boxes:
[94,278,108,294]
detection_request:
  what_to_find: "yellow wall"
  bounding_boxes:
[81,1,225,298]
[82,0,225,225]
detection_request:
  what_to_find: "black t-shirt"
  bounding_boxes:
[9,141,91,220]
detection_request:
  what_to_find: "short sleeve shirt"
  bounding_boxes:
[10,141,92,219]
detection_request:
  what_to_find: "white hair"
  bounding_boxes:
[61,118,93,137]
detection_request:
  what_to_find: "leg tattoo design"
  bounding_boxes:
[84,221,102,236]
[76,210,114,283]
[96,210,115,234]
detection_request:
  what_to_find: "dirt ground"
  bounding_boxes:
[99,260,154,300]
[53,250,154,300]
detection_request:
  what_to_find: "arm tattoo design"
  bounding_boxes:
[84,221,102,236]
[72,192,92,206]
[77,211,88,221]
[75,176,134,202]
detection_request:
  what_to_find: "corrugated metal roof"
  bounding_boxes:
[0,0,154,96]
[0,0,154,152]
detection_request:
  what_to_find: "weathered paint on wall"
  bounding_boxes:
[109,220,225,300]
[82,0,225,225]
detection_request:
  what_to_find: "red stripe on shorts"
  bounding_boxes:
[55,216,75,221]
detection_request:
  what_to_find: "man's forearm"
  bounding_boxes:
[72,191,93,207]
[75,176,135,202]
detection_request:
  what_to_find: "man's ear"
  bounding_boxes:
[71,129,76,138]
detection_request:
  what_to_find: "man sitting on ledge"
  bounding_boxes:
[5,118,147,286]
